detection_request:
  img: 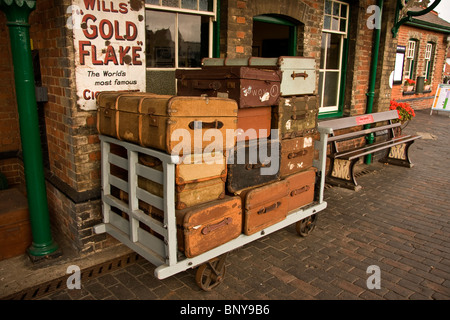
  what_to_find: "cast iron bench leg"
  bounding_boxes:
[327,158,361,191]
[380,141,416,168]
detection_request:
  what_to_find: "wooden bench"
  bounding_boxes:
[318,110,421,191]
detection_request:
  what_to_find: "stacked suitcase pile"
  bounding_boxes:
[176,56,319,236]
[96,56,319,259]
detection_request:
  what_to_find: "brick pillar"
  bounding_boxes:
[28,0,109,255]
[373,0,399,112]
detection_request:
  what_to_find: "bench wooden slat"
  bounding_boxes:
[318,110,399,131]
[335,135,421,160]
[327,122,401,142]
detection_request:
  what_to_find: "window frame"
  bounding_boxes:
[318,0,350,119]
[145,0,217,70]
[404,39,417,80]
[424,42,434,82]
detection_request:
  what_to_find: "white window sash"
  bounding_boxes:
[406,41,415,59]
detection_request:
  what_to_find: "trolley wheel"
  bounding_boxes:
[195,253,227,291]
[296,214,317,237]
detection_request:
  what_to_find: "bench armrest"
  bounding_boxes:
[318,126,333,135]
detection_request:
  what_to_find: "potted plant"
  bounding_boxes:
[389,100,416,132]
[424,78,431,91]
[403,78,416,92]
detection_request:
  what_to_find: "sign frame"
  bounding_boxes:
[430,84,450,115]
[70,0,146,111]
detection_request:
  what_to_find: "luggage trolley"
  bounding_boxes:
[94,130,330,291]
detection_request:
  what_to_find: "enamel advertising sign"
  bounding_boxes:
[70,0,146,110]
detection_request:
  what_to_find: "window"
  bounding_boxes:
[145,0,216,69]
[424,42,434,82]
[404,39,417,80]
[319,0,349,115]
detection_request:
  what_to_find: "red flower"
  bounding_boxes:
[389,100,415,122]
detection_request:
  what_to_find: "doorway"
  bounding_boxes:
[252,15,298,57]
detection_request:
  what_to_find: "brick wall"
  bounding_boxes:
[392,23,449,110]
[222,0,322,60]
[342,0,377,117]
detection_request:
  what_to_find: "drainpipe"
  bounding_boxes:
[213,0,220,58]
[364,0,383,165]
[0,0,59,260]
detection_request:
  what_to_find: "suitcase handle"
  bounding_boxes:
[288,150,308,159]
[290,185,310,197]
[245,161,271,170]
[188,120,224,130]
[193,80,222,91]
[201,217,232,235]
[291,113,306,120]
[291,71,309,80]
[257,201,281,215]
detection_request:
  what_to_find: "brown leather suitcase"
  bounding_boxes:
[227,139,281,194]
[97,92,238,155]
[0,189,32,261]
[141,196,243,258]
[285,168,316,213]
[175,67,281,108]
[272,95,318,140]
[240,180,289,235]
[236,107,271,142]
[280,135,315,178]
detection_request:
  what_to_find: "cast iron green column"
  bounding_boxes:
[0,0,58,258]
[364,0,383,165]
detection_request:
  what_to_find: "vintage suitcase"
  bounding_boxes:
[240,180,289,235]
[285,168,316,213]
[280,135,315,178]
[141,196,243,258]
[202,56,316,96]
[0,188,32,261]
[272,95,318,140]
[139,152,227,186]
[138,175,225,210]
[175,67,281,108]
[97,92,238,155]
[236,107,271,142]
[227,139,281,193]
[277,56,316,96]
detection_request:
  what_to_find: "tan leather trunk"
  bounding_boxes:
[240,180,289,235]
[141,196,243,258]
[139,152,227,186]
[272,95,318,140]
[138,176,225,210]
[236,107,271,142]
[280,135,315,178]
[137,152,226,209]
[97,92,238,155]
[284,168,316,213]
